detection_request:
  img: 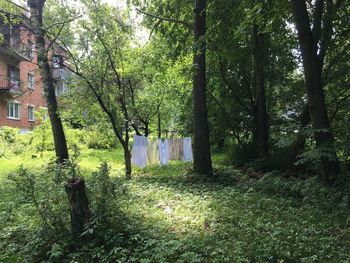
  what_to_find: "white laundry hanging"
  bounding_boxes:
[182,137,193,162]
[159,138,170,166]
[131,135,148,168]
[147,138,160,164]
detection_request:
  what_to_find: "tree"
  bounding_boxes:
[252,0,269,159]
[28,0,68,163]
[290,0,341,185]
[61,0,138,178]
[28,0,91,236]
[192,0,213,175]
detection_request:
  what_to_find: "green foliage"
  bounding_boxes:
[226,140,257,166]
[1,144,350,262]
[89,162,117,223]
[0,126,19,143]
[0,127,34,158]
[296,144,341,167]
[85,126,118,150]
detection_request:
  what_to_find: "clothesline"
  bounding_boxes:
[131,135,193,168]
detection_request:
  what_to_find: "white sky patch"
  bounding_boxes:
[101,0,149,45]
[101,0,126,9]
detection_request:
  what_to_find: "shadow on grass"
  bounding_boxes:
[91,161,348,262]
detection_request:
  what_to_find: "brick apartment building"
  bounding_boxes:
[0,15,68,132]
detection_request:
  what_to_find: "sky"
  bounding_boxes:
[101,0,149,44]
[102,0,127,9]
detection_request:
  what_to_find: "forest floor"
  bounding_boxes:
[0,147,350,262]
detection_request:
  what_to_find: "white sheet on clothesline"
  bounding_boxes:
[131,135,148,168]
[182,137,193,162]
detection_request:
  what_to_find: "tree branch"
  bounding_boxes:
[312,0,323,44]
[136,8,192,30]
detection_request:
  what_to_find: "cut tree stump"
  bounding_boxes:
[65,177,91,236]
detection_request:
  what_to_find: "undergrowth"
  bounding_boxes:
[0,153,349,262]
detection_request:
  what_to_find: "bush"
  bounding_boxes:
[65,127,87,147]
[0,127,19,144]
[85,127,118,149]
[226,141,257,166]
[31,119,55,153]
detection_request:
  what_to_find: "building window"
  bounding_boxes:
[27,40,35,60]
[28,105,35,121]
[54,80,66,96]
[7,101,21,119]
[52,54,63,68]
[28,73,35,89]
[9,65,20,90]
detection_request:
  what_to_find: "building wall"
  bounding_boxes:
[0,25,46,130]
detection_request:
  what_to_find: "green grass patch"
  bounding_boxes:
[0,147,349,262]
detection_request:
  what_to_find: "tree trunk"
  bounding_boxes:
[291,0,340,185]
[65,177,91,237]
[157,105,161,138]
[131,123,141,136]
[123,143,132,179]
[29,1,91,239]
[28,0,69,163]
[124,118,132,179]
[144,123,149,137]
[253,24,269,159]
[192,0,213,175]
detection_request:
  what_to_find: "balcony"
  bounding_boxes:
[0,34,32,61]
[0,75,24,95]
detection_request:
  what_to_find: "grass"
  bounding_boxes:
[0,146,350,262]
[0,147,124,180]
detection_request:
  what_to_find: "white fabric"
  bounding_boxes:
[159,138,170,166]
[131,135,148,168]
[147,138,159,165]
[182,137,193,162]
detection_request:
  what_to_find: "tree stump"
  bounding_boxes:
[65,177,91,237]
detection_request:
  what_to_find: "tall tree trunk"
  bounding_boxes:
[192,0,213,175]
[253,24,269,159]
[28,0,91,238]
[28,0,68,163]
[291,0,340,185]
[157,105,161,138]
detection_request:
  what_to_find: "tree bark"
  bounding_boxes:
[65,177,91,236]
[157,105,161,138]
[131,123,141,136]
[253,24,269,159]
[144,122,149,137]
[123,143,132,179]
[28,0,69,163]
[192,0,213,175]
[291,0,340,185]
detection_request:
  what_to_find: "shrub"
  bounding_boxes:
[226,141,257,166]
[65,127,88,147]
[31,119,55,153]
[86,128,118,149]
[0,127,19,144]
